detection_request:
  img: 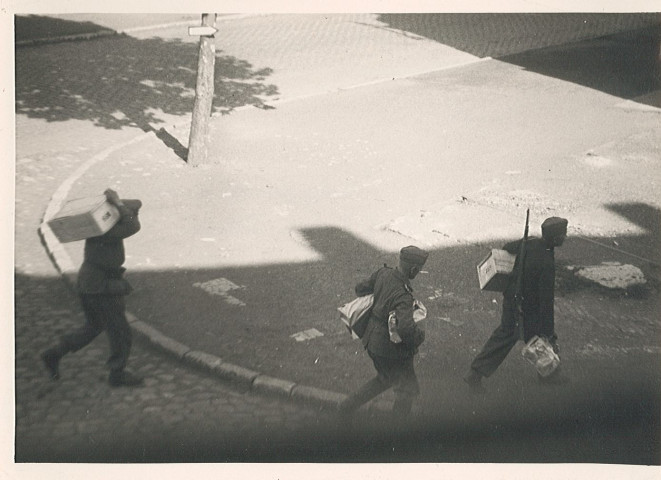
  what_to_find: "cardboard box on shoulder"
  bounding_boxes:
[46,195,120,243]
[477,249,517,292]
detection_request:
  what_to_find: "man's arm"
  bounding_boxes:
[502,239,521,254]
[392,292,424,348]
[355,269,379,297]
[103,189,141,239]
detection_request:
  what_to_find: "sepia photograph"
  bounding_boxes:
[4,1,661,478]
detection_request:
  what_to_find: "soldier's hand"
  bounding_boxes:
[104,188,121,206]
[413,328,425,347]
[551,340,559,354]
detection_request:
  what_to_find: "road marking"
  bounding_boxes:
[291,328,324,342]
[576,344,661,356]
[193,277,246,306]
[570,262,646,289]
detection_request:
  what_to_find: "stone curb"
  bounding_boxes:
[290,385,346,408]
[131,320,192,359]
[36,131,358,413]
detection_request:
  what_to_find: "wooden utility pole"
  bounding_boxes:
[187,13,218,166]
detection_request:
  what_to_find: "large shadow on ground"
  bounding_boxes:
[377,13,660,106]
[600,202,661,267]
[15,16,278,158]
[16,204,661,462]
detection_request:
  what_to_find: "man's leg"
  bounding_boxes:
[103,296,131,372]
[102,296,143,387]
[390,357,419,418]
[465,299,519,390]
[364,354,420,419]
[469,322,519,378]
[339,376,390,414]
[41,294,104,379]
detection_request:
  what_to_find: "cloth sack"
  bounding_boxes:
[521,335,560,377]
[338,294,374,339]
[387,300,427,344]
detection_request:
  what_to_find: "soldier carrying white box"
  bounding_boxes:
[41,189,145,388]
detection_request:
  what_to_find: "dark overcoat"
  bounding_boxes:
[77,201,141,296]
[355,266,424,359]
[503,236,556,341]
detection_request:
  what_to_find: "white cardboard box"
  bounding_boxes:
[477,249,517,291]
[47,195,120,243]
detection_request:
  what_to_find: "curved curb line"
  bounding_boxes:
[37,132,357,413]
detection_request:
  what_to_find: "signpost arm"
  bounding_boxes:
[187,13,217,166]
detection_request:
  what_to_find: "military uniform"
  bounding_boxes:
[42,198,143,386]
[469,217,567,380]
[340,246,428,416]
[470,237,556,377]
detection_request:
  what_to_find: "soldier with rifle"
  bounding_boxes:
[464,214,569,393]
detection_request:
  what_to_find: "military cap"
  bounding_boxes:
[541,217,568,239]
[400,245,429,265]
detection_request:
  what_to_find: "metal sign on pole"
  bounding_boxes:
[188,25,218,36]
[187,13,217,166]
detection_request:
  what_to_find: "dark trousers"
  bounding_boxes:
[59,294,132,373]
[341,352,419,415]
[470,298,521,378]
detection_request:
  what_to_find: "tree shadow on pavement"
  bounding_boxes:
[377,13,660,107]
[15,23,278,158]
